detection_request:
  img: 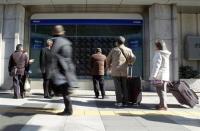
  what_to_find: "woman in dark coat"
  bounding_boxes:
[40,39,54,98]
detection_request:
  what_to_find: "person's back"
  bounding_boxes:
[90,48,106,99]
[107,44,135,77]
[40,39,53,98]
[40,47,53,68]
[10,51,28,75]
[91,52,106,76]
[106,36,136,107]
[8,44,28,98]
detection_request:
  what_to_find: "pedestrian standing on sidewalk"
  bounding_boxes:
[90,48,107,99]
[50,25,77,115]
[107,36,136,107]
[8,44,29,99]
[40,39,54,98]
[149,40,171,111]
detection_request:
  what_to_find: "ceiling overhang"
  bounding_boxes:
[0,0,200,6]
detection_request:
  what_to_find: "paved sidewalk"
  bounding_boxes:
[0,89,200,131]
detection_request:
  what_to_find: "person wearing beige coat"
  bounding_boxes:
[107,36,136,107]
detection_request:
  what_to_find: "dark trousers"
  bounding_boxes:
[92,75,105,97]
[42,73,52,97]
[113,76,128,103]
[58,83,73,113]
[13,75,24,98]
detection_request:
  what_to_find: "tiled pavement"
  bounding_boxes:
[0,89,200,131]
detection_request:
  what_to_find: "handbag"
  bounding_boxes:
[24,77,31,91]
[118,47,133,77]
[151,80,164,87]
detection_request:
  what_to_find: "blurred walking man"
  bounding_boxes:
[51,25,77,115]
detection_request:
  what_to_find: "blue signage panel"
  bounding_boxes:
[128,38,142,50]
[31,38,44,49]
[31,19,143,26]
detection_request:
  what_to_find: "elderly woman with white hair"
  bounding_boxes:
[149,40,171,110]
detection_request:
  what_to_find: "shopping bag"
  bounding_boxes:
[24,78,31,91]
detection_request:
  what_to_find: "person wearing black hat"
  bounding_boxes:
[50,25,77,115]
[90,48,107,99]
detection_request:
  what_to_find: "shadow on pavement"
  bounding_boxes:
[70,98,188,110]
[0,103,57,117]
[117,113,200,127]
[0,92,13,99]
[1,124,41,131]
[27,98,63,103]
[27,95,189,110]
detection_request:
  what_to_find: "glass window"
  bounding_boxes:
[30,19,143,78]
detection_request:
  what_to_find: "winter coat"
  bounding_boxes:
[39,47,53,79]
[50,36,77,87]
[90,52,106,76]
[106,44,136,77]
[8,51,29,76]
[149,50,171,81]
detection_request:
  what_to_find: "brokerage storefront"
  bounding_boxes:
[30,14,143,79]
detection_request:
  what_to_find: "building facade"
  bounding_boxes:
[0,0,200,89]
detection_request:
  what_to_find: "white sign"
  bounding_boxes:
[185,36,200,60]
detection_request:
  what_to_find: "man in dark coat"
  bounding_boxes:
[90,48,107,99]
[40,39,53,98]
[8,44,29,98]
[50,25,77,115]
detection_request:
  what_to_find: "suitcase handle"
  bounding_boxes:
[127,65,133,78]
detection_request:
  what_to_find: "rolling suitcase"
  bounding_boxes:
[168,81,199,108]
[127,67,142,105]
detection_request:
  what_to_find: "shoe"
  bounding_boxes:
[114,103,123,107]
[57,110,73,116]
[157,107,168,111]
[50,94,54,97]
[44,96,52,99]
[21,93,25,99]
[102,95,106,99]
[95,95,99,98]
[13,96,20,99]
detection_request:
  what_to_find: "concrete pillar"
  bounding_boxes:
[171,5,179,81]
[0,5,4,87]
[0,4,25,89]
[143,9,150,80]
[149,4,179,81]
